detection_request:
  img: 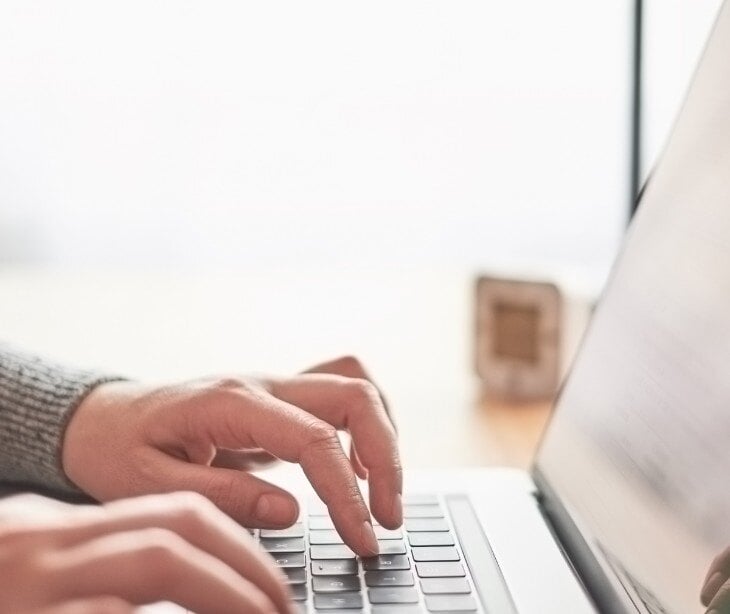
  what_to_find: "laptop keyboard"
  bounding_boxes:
[252,494,481,613]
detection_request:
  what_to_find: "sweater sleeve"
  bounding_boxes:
[0,344,126,494]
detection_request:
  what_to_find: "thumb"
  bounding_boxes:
[153,456,299,528]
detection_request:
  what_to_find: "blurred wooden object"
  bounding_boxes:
[475,276,561,401]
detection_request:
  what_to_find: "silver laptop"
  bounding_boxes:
[150,2,730,612]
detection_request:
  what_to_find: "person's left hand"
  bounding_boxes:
[61,356,401,557]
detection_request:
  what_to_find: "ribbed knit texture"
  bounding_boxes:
[0,345,125,494]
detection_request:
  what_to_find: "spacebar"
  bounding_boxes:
[445,495,518,614]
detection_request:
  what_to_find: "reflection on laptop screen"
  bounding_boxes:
[535,3,730,613]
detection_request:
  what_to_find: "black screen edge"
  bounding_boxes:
[533,467,640,614]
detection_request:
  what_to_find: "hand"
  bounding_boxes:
[702,547,730,612]
[0,491,293,614]
[62,356,402,556]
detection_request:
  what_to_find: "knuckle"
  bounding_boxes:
[167,491,216,529]
[305,422,339,449]
[208,376,246,391]
[137,527,187,567]
[334,355,365,372]
[124,528,192,593]
[345,378,380,408]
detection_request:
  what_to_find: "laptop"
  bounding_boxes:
[145,2,730,612]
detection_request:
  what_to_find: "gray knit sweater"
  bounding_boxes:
[0,345,123,494]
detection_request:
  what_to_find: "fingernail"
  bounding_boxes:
[256,494,297,525]
[391,493,403,525]
[361,520,379,555]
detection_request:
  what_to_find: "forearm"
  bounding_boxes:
[0,344,124,494]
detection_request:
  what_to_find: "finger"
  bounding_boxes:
[163,445,377,556]
[706,578,730,613]
[302,355,394,423]
[702,570,729,606]
[43,527,281,614]
[706,548,730,585]
[270,373,403,529]
[212,448,279,471]
[177,387,378,555]
[45,492,292,614]
[349,440,369,480]
[145,456,300,529]
[31,596,136,614]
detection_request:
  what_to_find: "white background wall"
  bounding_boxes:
[0,1,635,276]
[642,0,722,185]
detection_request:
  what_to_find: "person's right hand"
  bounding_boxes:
[0,491,293,614]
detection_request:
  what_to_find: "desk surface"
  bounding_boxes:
[0,266,552,470]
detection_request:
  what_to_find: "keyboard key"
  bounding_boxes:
[312,559,359,576]
[404,505,443,518]
[415,562,465,577]
[411,547,459,562]
[404,518,449,532]
[371,607,422,614]
[314,593,364,609]
[283,567,307,584]
[420,578,471,594]
[368,587,419,604]
[424,594,477,611]
[309,516,336,530]
[261,523,304,538]
[373,526,403,540]
[313,575,361,593]
[403,494,439,505]
[310,530,345,545]
[272,553,305,568]
[308,499,329,516]
[408,532,454,547]
[364,571,415,587]
[290,584,308,601]
[311,545,356,560]
[261,537,305,553]
[377,540,407,555]
[362,555,411,571]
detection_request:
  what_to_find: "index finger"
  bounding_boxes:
[302,355,394,426]
[269,373,403,529]
[183,385,379,556]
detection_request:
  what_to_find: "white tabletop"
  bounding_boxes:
[0,265,504,468]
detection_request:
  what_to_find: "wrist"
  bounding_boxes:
[61,380,134,491]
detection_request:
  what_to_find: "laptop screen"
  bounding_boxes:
[534,3,730,613]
